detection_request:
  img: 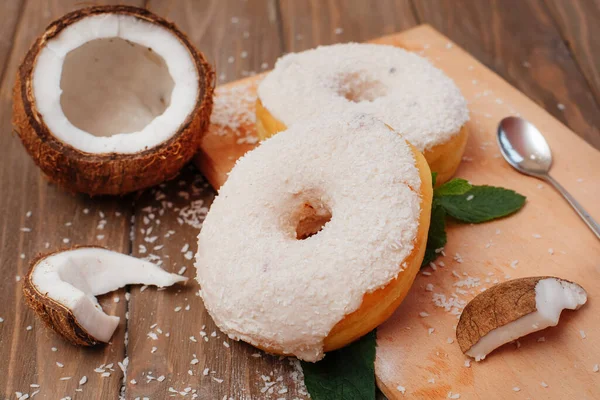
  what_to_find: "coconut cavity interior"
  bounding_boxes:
[32,13,199,154]
[61,38,174,137]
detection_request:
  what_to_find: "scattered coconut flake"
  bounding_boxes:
[548,248,554,255]
[593,364,599,372]
[396,385,406,394]
[447,337,454,344]
[557,103,565,111]
[157,375,166,382]
[174,306,182,312]
[425,283,434,292]
[428,328,435,335]
[537,336,546,342]
[541,381,548,388]
[580,330,586,339]
[464,359,471,368]
[447,392,460,399]
[203,368,210,376]
[56,362,64,368]
[60,377,71,381]
[79,376,87,385]
[512,387,520,392]
[532,233,542,239]
[334,27,343,35]
[51,347,57,352]
[466,195,474,201]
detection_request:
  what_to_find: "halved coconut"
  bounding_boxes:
[23,246,187,346]
[13,5,214,195]
[456,276,587,361]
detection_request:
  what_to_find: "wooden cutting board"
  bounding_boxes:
[193,25,600,400]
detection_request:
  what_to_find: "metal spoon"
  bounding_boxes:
[497,116,600,240]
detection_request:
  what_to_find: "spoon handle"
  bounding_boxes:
[544,175,600,240]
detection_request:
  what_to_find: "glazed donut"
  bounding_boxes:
[195,112,432,361]
[256,43,469,184]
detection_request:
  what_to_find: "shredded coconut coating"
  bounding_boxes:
[258,43,469,151]
[195,112,422,361]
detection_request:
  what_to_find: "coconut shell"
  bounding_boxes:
[456,276,557,354]
[22,247,105,346]
[12,5,214,196]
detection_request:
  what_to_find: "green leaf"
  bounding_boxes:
[302,330,377,400]
[437,185,526,223]
[431,172,438,187]
[434,178,472,197]
[422,202,447,267]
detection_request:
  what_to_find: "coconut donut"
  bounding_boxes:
[195,112,432,361]
[256,43,469,184]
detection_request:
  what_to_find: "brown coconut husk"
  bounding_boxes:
[22,247,106,346]
[456,276,583,354]
[13,5,214,196]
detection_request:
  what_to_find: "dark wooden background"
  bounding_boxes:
[1,0,599,399]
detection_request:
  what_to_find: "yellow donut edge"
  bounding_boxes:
[256,98,469,185]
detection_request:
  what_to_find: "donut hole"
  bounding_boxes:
[293,202,332,240]
[337,73,387,103]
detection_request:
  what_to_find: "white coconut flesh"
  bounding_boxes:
[30,247,187,342]
[33,13,198,154]
[467,278,587,361]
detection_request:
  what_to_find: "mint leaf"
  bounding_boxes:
[431,172,438,187]
[438,185,526,223]
[302,330,376,400]
[422,202,447,267]
[434,178,472,197]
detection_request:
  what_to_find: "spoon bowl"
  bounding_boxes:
[497,116,600,240]
[497,116,552,177]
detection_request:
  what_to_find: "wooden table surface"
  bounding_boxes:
[1,1,599,399]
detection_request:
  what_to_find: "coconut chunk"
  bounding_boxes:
[457,277,587,360]
[23,247,187,346]
[13,6,214,195]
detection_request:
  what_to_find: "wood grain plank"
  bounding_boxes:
[544,0,600,106]
[125,2,310,399]
[0,0,24,83]
[0,1,142,399]
[410,0,600,150]
[278,0,418,51]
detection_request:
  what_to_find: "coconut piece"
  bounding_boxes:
[13,5,214,195]
[457,277,587,361]
[22,246,187,346]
